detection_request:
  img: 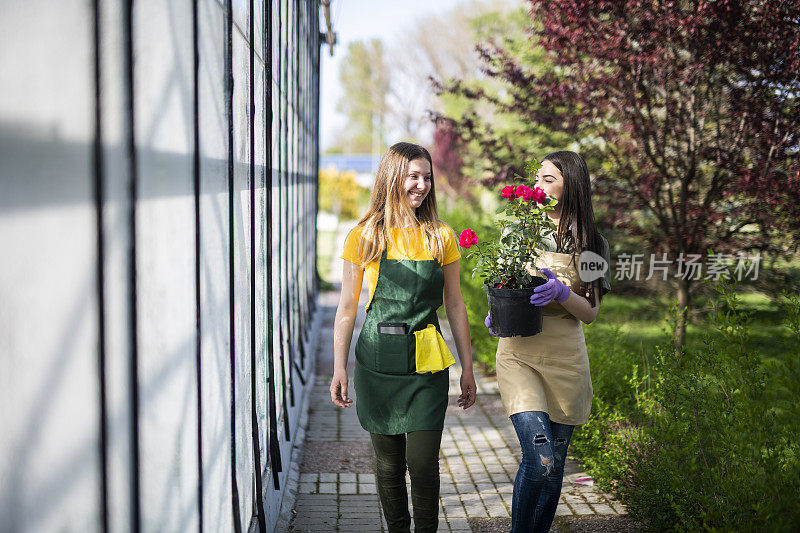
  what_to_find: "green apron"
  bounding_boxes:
[354,248,450,435]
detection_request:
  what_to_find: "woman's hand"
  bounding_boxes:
[458,368,477,410]
[443,259,477,409]
[484,312,500,337]
[533,268,603,324]
[530,267,571,306]
[330,370,352,408]
[331,259,363,407]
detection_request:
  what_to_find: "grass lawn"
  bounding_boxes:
[317,229,337,284]
[584,290,796,366]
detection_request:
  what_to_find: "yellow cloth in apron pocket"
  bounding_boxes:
[414,324,456,373]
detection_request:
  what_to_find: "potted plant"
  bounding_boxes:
[458,161,557,337]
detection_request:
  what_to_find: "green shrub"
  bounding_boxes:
[439,197,502,372]
[571,323,647,491]
[575,282,800,531]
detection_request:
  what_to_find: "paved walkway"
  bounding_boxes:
[286,221,628,532]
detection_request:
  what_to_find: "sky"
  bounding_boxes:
[318,0,467,151]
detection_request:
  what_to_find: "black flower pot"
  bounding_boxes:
[486,278,547,337]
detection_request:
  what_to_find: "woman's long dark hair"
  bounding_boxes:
[543,150,605,306]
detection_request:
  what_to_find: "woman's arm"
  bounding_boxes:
[330,259,364,408]
[559,283,602,324]
[442,260,476,409]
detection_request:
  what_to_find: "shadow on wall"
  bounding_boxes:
[0,124,317,213]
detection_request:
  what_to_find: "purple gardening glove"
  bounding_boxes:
[530,267,571,306]
[484,312,500,337]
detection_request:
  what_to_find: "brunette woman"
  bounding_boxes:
[486,151,612,532]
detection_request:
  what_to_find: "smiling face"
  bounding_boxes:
[534,159,565,208]
[403,158,432,209]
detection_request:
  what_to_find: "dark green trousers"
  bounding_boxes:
[370,430,443,532]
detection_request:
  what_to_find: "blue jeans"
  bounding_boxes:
[509,411,574,533]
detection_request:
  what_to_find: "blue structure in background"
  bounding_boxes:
[319,153,381,173]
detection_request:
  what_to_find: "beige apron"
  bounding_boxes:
[495,249,593,425]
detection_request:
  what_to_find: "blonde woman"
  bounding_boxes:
[330,142,476,532]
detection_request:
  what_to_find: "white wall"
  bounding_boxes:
[0,1,321,531]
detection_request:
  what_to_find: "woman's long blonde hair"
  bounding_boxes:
[354,142,446,265]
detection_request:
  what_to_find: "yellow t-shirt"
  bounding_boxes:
[340,224,462,311]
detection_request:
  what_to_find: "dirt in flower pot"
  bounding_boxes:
[487,278,548,337]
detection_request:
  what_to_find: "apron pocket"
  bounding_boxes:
[376,331,413,374]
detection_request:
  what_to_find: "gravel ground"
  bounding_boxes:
[555,515,644,532]
[468,517,513,532]
[469,515,643,532]
[299,441,375,473]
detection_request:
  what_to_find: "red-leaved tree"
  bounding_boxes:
[430,119,472,201]
[434,0,800,346]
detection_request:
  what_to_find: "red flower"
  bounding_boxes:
[521,186,536,201]
[532,186,547,204]
[501,186,515,199]
[458,228,478,248]
[515,185,528,198]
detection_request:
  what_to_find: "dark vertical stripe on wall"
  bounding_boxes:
[281,0,296,418]
[248,0,267,530]
[122,1,142,530]
[289,0,295,383]
[276,0,287,417]
[92,0,110,530]
[265,0,282,491]
[299,9,304,354]
[191,0,204,530]
[310,0,318,315]
[294,0,307,372]
[310,0,315,311]
[312,4,320,303]
[305,0,310,328]
[298,3,305,352]
[298,5,303,362]
[304,1,311,345]
[290,0,297,378]
[310,1,317,303]
[291,0,301,373]
[308,3,312,320]
[299,3,305,349]
[277,0,292,439]
[224,1,243,531]
[287,1,296,378]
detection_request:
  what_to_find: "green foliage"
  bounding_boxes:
[434,6,598,184]
[574,281,800,531]
[445,184,800,529]
[318,167,369,221]
[439,195,502,372]
[316,229,337,284]
[464,162,557,289]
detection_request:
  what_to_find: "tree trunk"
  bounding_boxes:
[675,277,691,350]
